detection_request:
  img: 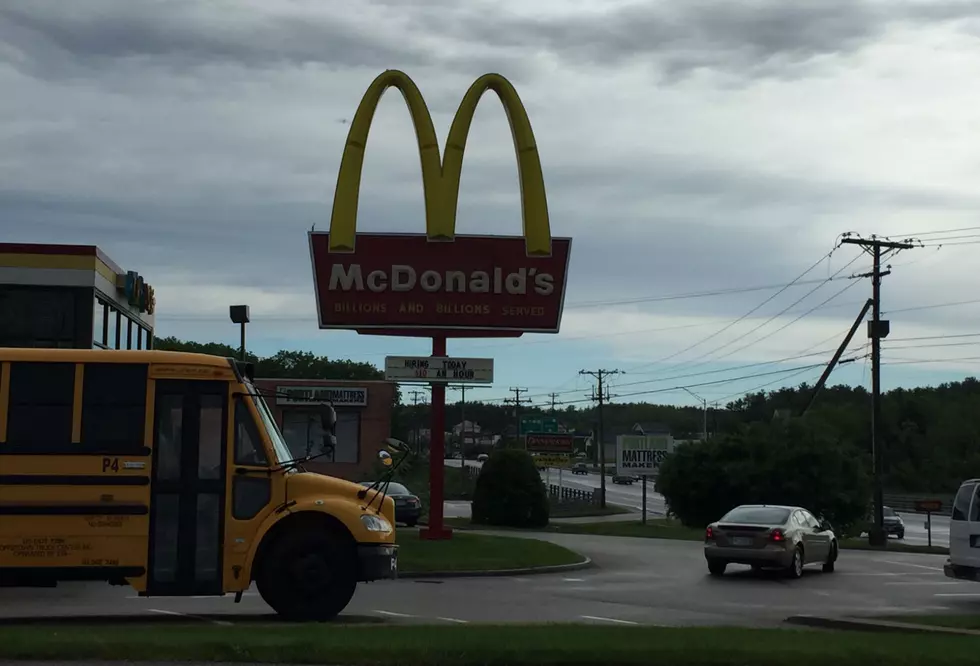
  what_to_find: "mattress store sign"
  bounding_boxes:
[276,386,368,407]
[616,435,675,477]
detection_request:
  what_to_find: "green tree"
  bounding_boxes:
[656,417,870,535]
[471,449,549,528]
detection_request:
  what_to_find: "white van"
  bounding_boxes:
[944,478,980,582]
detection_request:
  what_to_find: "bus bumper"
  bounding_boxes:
[357,543,398,582]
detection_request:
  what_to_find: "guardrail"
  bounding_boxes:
[548,484,598,505]
[882,493,955,515]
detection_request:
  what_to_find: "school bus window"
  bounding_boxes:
[155,393,183,481]
[247,385,292,464]
[152,494,179,583]
[195,494,221,582]
[6,362,74,446]
[81,363,147,449]
[197,394,224,479]
[234,399,268,466]
[126,318,134,350]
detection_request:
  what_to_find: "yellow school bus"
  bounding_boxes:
[0,349,398,620]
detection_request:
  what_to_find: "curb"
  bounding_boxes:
[784,615,980,636]
[400,556,594,579]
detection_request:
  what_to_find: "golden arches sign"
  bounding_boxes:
[328,69,552,257]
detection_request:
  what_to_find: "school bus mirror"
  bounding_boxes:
[378,450,393,467]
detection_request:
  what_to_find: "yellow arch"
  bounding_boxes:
[328,70,552,257]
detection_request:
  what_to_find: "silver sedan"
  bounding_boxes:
[704,504,838,579]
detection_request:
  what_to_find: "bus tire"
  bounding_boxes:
[256,526,358,622]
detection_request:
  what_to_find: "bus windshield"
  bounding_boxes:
[247,382,293,464]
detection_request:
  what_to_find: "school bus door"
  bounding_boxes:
[147,379,227,595]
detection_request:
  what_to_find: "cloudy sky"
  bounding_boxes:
[4,0,980,409]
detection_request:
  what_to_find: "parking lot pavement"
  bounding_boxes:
[3,532,977,628]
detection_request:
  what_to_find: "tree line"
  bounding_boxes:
[154,336,980,495]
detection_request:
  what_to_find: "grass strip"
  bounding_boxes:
[872,614,980,630]
[2,624,980,665]
[396,531,584,573]
[447,519,951,555]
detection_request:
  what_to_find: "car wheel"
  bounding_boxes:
[897,531,905,540]
[822,541,838,573]
[786,546,804,579]
[707,560,727,576]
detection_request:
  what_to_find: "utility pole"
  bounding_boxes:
[407,389,426,455]
[839,234,915,547]
[547,392,561,413]
[450,385,488,458]
[580,369,621,509]
[681,387,709,441]
[503,387,531,448]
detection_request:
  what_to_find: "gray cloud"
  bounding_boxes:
[403,0,980,80]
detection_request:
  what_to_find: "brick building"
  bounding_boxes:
[254,378,396,481]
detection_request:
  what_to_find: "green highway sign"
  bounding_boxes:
[520,416,559,436]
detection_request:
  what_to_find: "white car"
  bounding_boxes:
[944,478,980,582]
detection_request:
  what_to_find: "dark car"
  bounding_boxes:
[360,482,422,527]
[571,462,589,475]
[883,506,905,539]
[611,474,634,485]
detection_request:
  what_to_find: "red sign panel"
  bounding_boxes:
[310,233,572,335]
[525,433,575,454]
[915,499,943,513]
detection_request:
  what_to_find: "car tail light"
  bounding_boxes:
[705,526,715,542]
[770,528,786,542]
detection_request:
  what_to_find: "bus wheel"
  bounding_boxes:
[256,528,357,622]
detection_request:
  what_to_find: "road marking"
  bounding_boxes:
[147,609,233,626]
[437,617,469,624]
[374,610,414,618]
[563,578,585,582]
[581,615,639,625]
[934,593,980,597]
[885,581,963,586]
[877,559,944,572]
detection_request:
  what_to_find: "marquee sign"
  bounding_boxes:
[310,70,572,336]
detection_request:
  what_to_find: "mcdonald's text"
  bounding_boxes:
[310,232,571,334]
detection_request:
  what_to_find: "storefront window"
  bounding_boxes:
[106,307,118,350]
[93,299,106,348]
[281,409,359,463]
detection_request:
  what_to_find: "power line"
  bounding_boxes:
[884,298,980,314]
[669,267,864,375]
[625,247,842,372]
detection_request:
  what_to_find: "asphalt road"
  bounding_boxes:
[2,530,976,628]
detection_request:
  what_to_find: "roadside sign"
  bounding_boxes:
[525,433,574,454]
[384,356,493,384]
[915,499,943,513]
[616,434,674,476]
[534,453,570,469]
[520,416,558,435]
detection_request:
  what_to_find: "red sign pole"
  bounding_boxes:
[420,335,452,540]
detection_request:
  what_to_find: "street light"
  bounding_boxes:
[681,387,708,441]
[229,305,250,362]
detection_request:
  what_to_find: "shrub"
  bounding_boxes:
[655,417,870,534]
[471,449,549,528]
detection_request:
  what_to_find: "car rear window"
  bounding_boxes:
[952,483,976,521]
[720,507,791,525]
[883,507,897,517]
